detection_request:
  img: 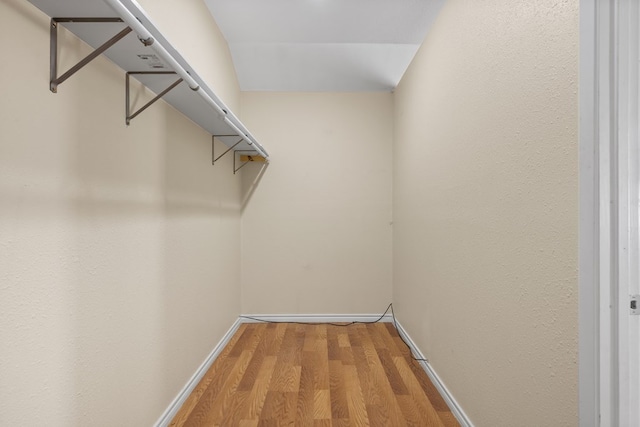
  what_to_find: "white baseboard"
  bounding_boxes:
[153,317,243,427]
[239,313,393,323]
[393,320,474,427]
[241,314,472,425]
[154,313,388,426]
[154,313,471,427]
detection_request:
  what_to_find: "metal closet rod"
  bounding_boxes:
[102,0,268,159]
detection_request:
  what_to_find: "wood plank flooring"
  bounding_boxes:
[170,322,459,427]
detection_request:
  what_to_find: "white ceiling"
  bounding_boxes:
[204,0,445,92]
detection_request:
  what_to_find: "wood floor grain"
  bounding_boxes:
[170,322,459,427]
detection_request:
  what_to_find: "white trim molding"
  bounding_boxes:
[614,0,640,424]
[154,313,471,426]
[153,318,243,427]
[239,313,393,323]
[153,313,391,426]
[393,320,474,427]
[578,1,600,425]
[580,0,640,425]
[241,313,471,425]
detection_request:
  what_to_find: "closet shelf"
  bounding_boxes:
[27,0,269,162]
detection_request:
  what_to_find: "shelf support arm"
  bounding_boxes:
[212,136,244,165]
[50,18,131,93]
[234,152,257,174]
[126,72,182,125]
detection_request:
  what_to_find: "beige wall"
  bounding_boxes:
[0,1,242,425]
[240,92,393,314]
[2,0,580,424]
[393,0,579,426]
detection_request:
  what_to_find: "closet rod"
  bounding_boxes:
[102,0,269,159]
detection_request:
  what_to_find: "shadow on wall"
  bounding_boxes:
[66,58,247,423]
[159,105,244,416]
[68,51,169,423]
[2,1,268,425]
[240,160,269,212]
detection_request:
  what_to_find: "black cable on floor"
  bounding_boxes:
[238,303,428,363]
[239,303,392,327]
[388,303,428,362]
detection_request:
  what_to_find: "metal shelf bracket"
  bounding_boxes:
[50,18,131,93]
[126,72,182,125]
[212,135,243,165]
[234,151,264,174]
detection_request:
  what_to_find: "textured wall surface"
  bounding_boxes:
[392,0,579,425]
[0,1,242,425]
[1,0,581,424]
[240,92,393,314]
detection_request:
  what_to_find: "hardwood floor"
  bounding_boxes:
[170,322,459,427]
